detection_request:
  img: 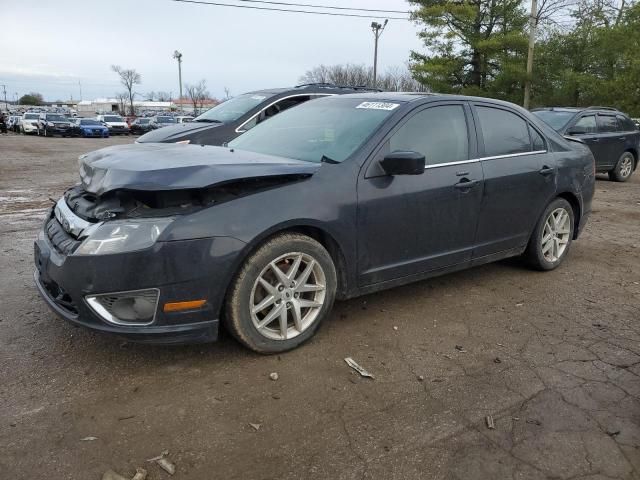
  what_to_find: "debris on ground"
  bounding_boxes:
[249,423,262,431]
[146,450,169,462]
[80,436,98,441]
[417,375,425,382]
[131,468,147,480]
[606,429,621,437]
[515,303,524,307]
[494,357,502,364]
[392,326,398,331]
[485,415,495,429]
[454,345,467,353]
[344,357,374,379]
[102,470,128,480]
[526,418,542,426]
[269,372,279,381]
[157,457,176,475]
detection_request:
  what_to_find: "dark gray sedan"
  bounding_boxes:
[34,93,595,352]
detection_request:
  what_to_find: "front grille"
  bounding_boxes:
[41,276,78,315]
[45,216,82,255]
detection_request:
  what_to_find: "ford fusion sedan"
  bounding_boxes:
[136,83,378,146]
[532,106,639,181]
[34,93,595,352]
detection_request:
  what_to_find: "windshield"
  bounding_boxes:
[195,93,272,123]
[80,119,101,125]
[46,114,66,121]
[103,116,123,122]
[157,117,175,123]
[138,119,150,124]
[228,97,398,163]
[24,114,39,119]
[532,110,576,131]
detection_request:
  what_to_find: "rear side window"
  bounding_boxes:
[530,126,546,151]
[573,115,597,133]
[389,105,468,165]
[597,114,618,132]
[476,106,530,157]
[616,115,636,131]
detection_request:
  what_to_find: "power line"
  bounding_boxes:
[233,0,408,14]
[169,0,410,20]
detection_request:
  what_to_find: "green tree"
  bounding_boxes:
[409,0,529,103]
[18,92,44,105]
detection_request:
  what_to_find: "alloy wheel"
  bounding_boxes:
[541,207,571,263]
[250,252,326,341]
[620,155,633,179]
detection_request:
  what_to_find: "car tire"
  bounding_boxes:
[524,198,575,271]
[225,233,337,353]
[608,151,635,182]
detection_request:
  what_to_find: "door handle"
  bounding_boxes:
[618,136,627,140]
[454,179,479,190]
[588,138,600,142]
[539,166,555,176]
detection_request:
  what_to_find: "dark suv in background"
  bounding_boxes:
[137,83,379,146]
[532,106,639,182]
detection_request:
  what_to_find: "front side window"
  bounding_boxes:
[477,106,531,157]
[597,115,618,132]
[573,115,597,133]
[228,97,397,163]
[389,105,468,165]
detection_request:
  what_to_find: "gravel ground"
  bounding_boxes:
[1,133,639,480]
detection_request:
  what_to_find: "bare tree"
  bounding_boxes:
[144,91,156,101]
[300,64,427,92]
[115,92,129,114]
[223,86,231,100]
[156,91,172,102]
[185,80,210,116]
[111,65,141,116]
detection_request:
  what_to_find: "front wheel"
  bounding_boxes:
[523,198,575,271]
[225,233,337,353]
[609,152,634,182]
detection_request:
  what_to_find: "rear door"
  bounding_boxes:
[471,103,556,258]
[595,113,624,169]
[357,102,484,285]
[567,114,608,169]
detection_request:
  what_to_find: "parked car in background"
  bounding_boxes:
[175,116,194,124]
[37,113,73,137]
[129,118,153,135]
[532,106,640,182]
[137,83,380,146]
[7,115,21,133]
[21,113,40,134]
[71,118,110,138]
[34,93,594,352]
[149,115,177,129]
[96,114,130,135]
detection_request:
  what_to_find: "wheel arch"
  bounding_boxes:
[624,147,638,171]
[556,191,582,239]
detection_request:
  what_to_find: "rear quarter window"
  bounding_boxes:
[597,114,618,133]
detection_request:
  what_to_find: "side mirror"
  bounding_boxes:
[380,151,425,176]
[567,126,587,135]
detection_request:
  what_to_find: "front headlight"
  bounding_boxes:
[47,122,55,127]
[74,218,173,255]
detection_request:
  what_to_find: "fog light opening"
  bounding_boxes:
[86,288,159,326]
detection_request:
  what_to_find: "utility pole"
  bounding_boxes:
[78,80,83,101]
[371,19,388,88]
[173,50,183,112]
[1,85,7,111]
[523,0,538,110]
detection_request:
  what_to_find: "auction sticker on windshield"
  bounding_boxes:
[356,102,400,111]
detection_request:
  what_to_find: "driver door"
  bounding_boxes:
[356,102,484,286]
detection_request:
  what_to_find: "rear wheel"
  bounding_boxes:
[524,198,575,271]
[609,151,634,182]
[225,233,337,353]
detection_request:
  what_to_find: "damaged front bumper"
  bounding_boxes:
[33,208,246,344]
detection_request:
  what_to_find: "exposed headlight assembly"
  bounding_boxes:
[74,218,173,255]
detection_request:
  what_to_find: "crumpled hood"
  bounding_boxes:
[137,121,221,143]
[79,143,321,196]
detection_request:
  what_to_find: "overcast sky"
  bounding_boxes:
[0,0,424,102]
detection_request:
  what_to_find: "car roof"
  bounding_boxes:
[246,83,384,96]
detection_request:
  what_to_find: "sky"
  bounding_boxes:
[0,0,424,102]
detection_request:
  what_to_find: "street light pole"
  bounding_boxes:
[173,50,183,112]
[371,19,388,89]
[1,85,7,111]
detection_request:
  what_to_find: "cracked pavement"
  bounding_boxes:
[0,134,639,479]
